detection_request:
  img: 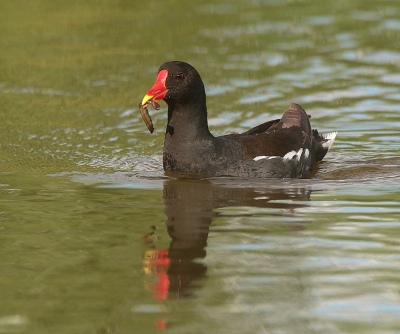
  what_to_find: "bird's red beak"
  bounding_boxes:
[142,70,168,106]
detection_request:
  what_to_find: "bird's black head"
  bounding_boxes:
[142,61,206,107]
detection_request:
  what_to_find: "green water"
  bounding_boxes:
[2,0,400,333]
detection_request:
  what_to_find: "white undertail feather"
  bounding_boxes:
[322,131,338,150]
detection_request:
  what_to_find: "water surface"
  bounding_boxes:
[2,0,400,333]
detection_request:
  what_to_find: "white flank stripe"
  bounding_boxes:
[296,148,303,161]
[253,155,278,161]
[255,147,308,163]
[283,150,297,161]
[283,147,306,161]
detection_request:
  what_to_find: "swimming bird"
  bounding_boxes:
[140,61,336,178]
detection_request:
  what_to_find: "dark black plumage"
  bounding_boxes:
[141,61,336,178]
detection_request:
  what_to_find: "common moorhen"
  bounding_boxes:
[140,61,336,178]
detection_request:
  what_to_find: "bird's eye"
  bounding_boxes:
[175,73,184,81]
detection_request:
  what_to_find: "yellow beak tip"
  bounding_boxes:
[142,94,154,106]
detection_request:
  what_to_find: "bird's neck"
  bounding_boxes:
[163,99,215,173]
[165,100,213,142]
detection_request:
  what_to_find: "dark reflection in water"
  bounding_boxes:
[144,178,312,301]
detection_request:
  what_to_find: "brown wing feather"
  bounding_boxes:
[240,118,280,136]
[267,102,311,137]
[223,102,312,159]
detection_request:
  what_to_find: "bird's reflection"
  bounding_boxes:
[143,177,312,300]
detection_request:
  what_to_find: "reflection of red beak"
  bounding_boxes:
[155,319,167,330]
[143,249,170,300]
[142,70,168,106]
